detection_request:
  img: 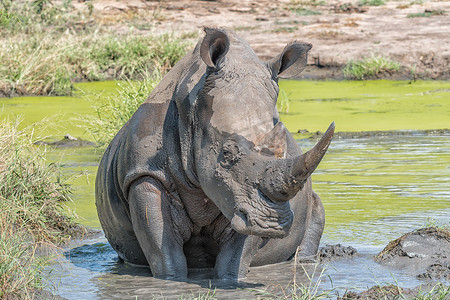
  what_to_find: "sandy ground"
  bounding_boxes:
[74,0,450,79]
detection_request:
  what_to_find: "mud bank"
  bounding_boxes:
[79,0,450,80]
[35,135,96,148]
[322,228,450,299]
[376,227,450,281]
[305,128,450,139]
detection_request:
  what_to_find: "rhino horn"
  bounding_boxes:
[260,122,335,202]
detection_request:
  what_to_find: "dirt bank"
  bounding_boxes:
[78,0,450,80]
[375,227,450,281]
[339,227,450,299]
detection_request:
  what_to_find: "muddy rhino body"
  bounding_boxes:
[96,28,334,281]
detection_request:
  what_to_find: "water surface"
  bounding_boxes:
[44,134,449,299]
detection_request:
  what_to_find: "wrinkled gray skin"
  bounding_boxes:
[96,28,334,281]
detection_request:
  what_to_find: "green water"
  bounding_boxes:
[1,79,449,236]
[0,81,120,138]
[279,80,450,134]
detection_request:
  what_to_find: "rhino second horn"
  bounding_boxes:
[260,122,335,202]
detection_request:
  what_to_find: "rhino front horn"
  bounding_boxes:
[260,122,335,202]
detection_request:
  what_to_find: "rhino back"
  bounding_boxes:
[97,43,207,207]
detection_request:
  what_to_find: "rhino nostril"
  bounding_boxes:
[258,188,292,204]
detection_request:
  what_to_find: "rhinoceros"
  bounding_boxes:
[96,27,334,281]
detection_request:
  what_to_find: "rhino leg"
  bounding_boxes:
[295,191,325,261]
[214,231,261,281]
[128,176,188,279]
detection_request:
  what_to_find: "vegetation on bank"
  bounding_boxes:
[0,0,189,97]
[79,71,162,148]
[343,54,401,80]
[0,118,80,298]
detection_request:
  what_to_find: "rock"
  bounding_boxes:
[34,135,96,148]
[64,134,77,141]
[297,129,309,134]
[318,244,358,263]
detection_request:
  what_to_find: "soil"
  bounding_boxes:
[74,0,450,80]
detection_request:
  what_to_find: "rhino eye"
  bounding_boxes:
[221,140,241,167]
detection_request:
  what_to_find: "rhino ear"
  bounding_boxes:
[200,27,230,68]
[268,41,312,79]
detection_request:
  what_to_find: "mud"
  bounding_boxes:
[375,227,450,280]
[341,285,405,300]
[304,128,450,139]
[33,289,68,300]
[417,263,450,281]
[318,244,358,263]
[341,282,449,299]
[76,0,450,80]
[35,135,96,148]
[340,228,450,299]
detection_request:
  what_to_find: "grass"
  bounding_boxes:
[0,0,189,97]
[357,0,386,6]
[422,218,450,230]
[278,89,291,113]
[251,248,333,299]
[286,0,323,15]
[414,284,450,300]
[343,54,401,80]
[407,9,446,18]
[289,0,325,7]
[291,8,322,15]
[0,117,80,298]
[272,26,299,33]
[79,71,162,148]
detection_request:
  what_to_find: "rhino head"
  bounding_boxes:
[185,28,334,239]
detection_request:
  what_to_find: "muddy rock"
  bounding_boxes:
[375,227,450,280]
[318,244,358,263]
[33,289,68,300]
[341,285,404,300]
[35,135,96,148]
[308,129,450,140]
[341,283,449,300]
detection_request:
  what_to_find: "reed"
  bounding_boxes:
[0,118,79,298]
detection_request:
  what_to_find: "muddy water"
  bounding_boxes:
[1,80,449,298]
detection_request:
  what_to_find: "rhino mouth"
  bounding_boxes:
[230,191,293,238]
